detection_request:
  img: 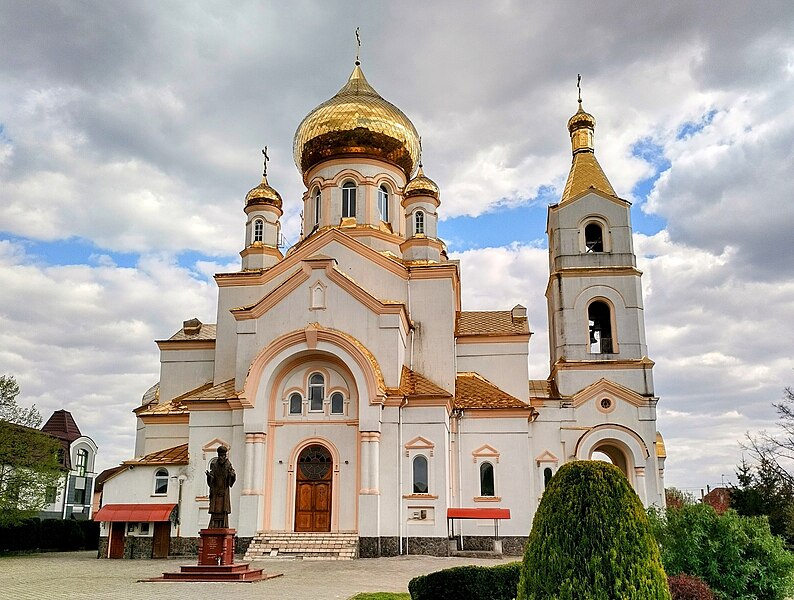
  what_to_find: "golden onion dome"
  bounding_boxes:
[567,102,596,133]
[245,174,282,209]
[293,63,420,179]
[404,166,439,200]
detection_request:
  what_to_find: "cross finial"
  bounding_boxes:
[355,27,361,65]
[418,136,423,168]
[577,74,582,105]
[262,146,269,178]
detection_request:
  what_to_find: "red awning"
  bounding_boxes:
[447,508,511,520]
[94,503,176,522]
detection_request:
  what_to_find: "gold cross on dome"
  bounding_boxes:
[262,146,269,177]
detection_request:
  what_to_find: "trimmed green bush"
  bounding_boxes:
[0,518,99,552]
[517,461,670,600]
[648,503,794,600]
[408,562,520,600]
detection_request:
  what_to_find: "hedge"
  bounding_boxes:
[0,518,99,552]
[409,562,521,600]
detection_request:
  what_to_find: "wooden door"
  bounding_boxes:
[294,445,332,532]
[109,522,125,558]
[152,522,170,558]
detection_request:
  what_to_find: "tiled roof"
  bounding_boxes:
[141,382,159,406]
[392,366,451,397]
[41,409,82,442]
[166,323,217,342]
[456,311,529,336]
[178,379,236,402]
[454,373,530,409]
[528,379,561,400]
[560,151,617,205]
[125,443,189,465]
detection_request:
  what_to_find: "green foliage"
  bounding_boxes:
[0,420,64,526]
[0,374,41,428]
[517,461,670,600]
[731,457,794,545]
[0,517,99,552]
[667,574,715,600]
[408,562,521,600]
[648,503,794,600]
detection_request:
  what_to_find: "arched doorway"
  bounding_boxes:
[590,442,631,480]
[295,444,332,532]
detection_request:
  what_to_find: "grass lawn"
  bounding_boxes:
[348,594,411,600]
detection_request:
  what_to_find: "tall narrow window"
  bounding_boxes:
[289,392,303,415]
[412,455,428,493]
[75,448,88,477]
[543,467,553,488]
[309,373,325,411]
[414,210,425,235]
[378,185,389,222]
[313,188,321,226]
[585,223,604,252]
[253,218,264,243]
[154,468,169,495]
[588,301,613,353]
[342,182,356,218]
[479,462,495,497]
[330,392,344,415]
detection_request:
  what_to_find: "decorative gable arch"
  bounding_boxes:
[404,436,434,457]
[472,444,500,463]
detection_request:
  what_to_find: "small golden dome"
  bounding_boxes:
[404,166,439,199]
[567,102,596,133]
[245,174,282,209]
[293,64,420,179]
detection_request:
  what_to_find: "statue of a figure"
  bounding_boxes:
[206,446,236,528]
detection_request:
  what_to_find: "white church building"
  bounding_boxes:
[97,60,666,559]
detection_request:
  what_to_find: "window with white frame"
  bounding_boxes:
[479,461,495,497]
[330,391,344,415]
[289,392,303,415]
[154,468,169,495]
[309,373,325,412]
[313,188,321,226]
[342,181,356,218]
[378,185,389,222]
[412,455,428,493]
[253,218,264,243]
[414,210,425,235]
[75,448,88,477]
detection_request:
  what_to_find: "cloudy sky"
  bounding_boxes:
[1,1,793,493]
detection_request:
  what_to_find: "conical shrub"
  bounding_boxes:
[517,460,670,600]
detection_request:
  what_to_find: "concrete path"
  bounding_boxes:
[0,551,515,599]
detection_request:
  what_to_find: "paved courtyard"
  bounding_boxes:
[0,551,513,599]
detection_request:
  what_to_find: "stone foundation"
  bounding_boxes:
[97,536,253,559]
[358,535,527,558]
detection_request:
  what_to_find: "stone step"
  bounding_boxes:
[244,531,359,561]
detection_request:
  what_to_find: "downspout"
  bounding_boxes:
[400,276,415,555]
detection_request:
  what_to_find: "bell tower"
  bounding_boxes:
[546,87,654,398]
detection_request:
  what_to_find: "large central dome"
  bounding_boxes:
[293,64,420,179]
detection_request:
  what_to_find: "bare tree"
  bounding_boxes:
[746,387,794,489]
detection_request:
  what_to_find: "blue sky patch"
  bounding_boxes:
[677,109,717,140]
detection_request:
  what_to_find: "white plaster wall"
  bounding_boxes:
[138,422,189,456]
[409,277,457,393]
[158,348,215,402]
[455,340,529,400]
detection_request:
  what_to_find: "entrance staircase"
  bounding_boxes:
[244,531,359,561]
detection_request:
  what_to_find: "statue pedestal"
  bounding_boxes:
[198,528,236,566]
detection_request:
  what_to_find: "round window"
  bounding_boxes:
[600,398,613,410]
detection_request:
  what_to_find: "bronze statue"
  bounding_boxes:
[206,446,236,528]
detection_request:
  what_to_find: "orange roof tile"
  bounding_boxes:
[528,379,561,400]
[393,365,451,397]
[456,311,529,336]
[178,379,237,402]
[164,323,217,342]
[125,443,188,465]
[455,372,529,409]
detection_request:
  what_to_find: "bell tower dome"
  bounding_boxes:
[241,148,283,270]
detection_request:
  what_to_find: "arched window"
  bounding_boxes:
[414,210,425,235]
[289,392,302,415]
[154,468,169,495]
[342,181,356,218]
[313,188,321,226]
[584,222,604,252]
[309,373,325,412]
[253,218,264,243]
[588,301,614,353]
[412,455,428,493]
[543,467,553,488]
[75,448,88,477]
[330,392,344,415]
[378,185,389,222]
[479,462,495,497]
